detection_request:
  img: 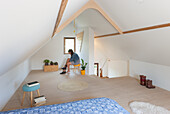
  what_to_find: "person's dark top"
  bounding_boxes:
[69,53,80,63]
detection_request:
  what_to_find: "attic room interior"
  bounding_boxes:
[0,0,170,113]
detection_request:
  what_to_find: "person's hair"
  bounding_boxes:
[68,49,74,56]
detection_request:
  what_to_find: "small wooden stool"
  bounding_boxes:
[73,64,81,72]
[21,84,40,107]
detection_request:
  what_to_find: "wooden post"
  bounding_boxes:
[100,68,103,78]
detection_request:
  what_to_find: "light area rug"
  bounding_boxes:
[129,101,170,114]
[58,80,88,92]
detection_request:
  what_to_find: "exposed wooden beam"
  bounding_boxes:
[95,23,170,38]
[95,33,120,38]
[52,0,68,37]
[123,23,170,34]
[91,1,123,34]
[54,0,122,35]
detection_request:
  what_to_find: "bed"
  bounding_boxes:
[1,97,129,114]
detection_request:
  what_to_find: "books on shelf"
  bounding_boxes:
[27,81,39,87]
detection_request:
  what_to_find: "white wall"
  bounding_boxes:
[76,28,89,74]
[76,27,94,75]
[0,0,92,76]
[108,60,128,78]
[94,27,170,67]
[94,37,129,77]
[94,39,108,77]
[31,23,76,70]
[94,27,170,77]
[0,59,31,110]
[88,28,95,75]
[31,24,95,75]
[94,42,128,77]
[76,9,117,36]
[129,60,170,91]
[94,28,170,91]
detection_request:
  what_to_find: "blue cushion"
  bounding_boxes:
[22,84,40,92]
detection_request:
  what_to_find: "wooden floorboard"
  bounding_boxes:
[2,70,170,113]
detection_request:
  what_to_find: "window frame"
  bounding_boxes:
[64,37,76,54]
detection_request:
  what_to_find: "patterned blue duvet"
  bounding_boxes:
[1,97,129,114]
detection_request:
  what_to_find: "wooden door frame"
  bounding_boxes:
[94,63,99,76]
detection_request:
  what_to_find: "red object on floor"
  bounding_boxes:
[146,80,156,89]
[140,75,146,86]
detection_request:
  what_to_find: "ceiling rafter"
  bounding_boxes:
[53,0,123,36]
[95,23,170,38]
[52,0,68,37]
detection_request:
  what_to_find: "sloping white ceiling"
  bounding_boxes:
[76,9,118,36]
[58,0,89,27]
[62,0,170,36]
[1,0,170,76]
[95,27,170,66]
[94,0,170,31]
[0,0,89,76]
[0,0,61,76]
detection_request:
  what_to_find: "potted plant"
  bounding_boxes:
[81,59,87,75]
[50,61,54,65]
[43,59,50,66]
[54,62,58,65]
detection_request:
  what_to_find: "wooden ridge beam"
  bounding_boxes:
[52,0,68,37]
[54,0,122,35]
[91,0,123,34]
[95,23,170,38]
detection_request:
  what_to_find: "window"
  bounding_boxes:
[64,37,76,54]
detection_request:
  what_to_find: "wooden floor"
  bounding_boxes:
[2,70,170,113]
